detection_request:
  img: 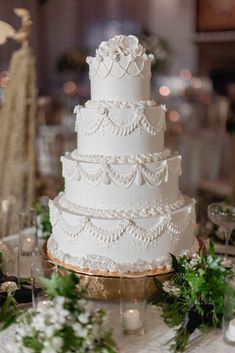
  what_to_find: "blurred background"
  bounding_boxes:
[0,0,235,229]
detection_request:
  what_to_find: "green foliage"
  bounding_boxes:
[153,241,231,352]
[0,270,117,353]
[0,278,32,330]
[39,270,81,299]
[33,201,52,239]
[0,292,22,330]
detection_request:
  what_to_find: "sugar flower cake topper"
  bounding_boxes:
[87,35,154,63]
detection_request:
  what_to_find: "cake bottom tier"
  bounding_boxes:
[48,195,196,273]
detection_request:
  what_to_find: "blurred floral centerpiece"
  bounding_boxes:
[1,272,117,353]
[140,32,172,73]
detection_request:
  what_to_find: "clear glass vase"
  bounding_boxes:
[223,272,235,346]
[120,274,147,335]
[0,239,19,292]
[19,208,38,256]
[31,260,57,309]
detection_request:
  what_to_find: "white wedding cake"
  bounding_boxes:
[48,35,196,273]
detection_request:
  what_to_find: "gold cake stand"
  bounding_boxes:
[42,242,173,301]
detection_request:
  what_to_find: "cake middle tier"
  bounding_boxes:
[61,151,182,211]
[75,101,166,156]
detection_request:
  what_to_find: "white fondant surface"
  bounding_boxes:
[76,105,165,155]
[91,77,150,101]
[62,152,182,211]
[88,44,152,101]
[48,196,195,271]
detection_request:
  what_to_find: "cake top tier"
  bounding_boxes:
[86,35,154,79]
[86,35,154,101]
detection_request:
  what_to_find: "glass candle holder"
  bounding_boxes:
[120,274,147,335]
[0,239,19,292]
[31,260,57,309]
[19,209,38,256]
[223,272,235,346]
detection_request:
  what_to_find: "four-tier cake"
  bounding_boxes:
[48,35,196,274]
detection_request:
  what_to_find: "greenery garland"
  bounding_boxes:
[153,241,232,353]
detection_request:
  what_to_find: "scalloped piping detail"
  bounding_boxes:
[71,148,172,165]
[84,100,159,109]
[49,198,195,250]
[47,236,172,272]
[88,57,150,79]
[75,103,166,136]
[48,236,198,273]
[61,155,182,188]
[56,193,187,219]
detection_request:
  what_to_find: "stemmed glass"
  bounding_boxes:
[208,202,235,258]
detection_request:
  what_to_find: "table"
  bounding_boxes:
[0,236,232,353]
[0,304,231,353]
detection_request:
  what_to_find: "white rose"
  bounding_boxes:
[96,35,145,61]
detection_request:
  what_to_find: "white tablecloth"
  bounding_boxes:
[0,236,233,353]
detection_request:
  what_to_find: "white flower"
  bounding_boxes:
[101,349,110,353]
[162,280,171,293]
[32,315,46,331]
[221,257,233,268]
[42,347,57,353]
[78,312,90,324]
[77,299,87,307]
[189,257,199,268]
[16,324,33,338]
[55,296,66,306]
[96,35,145,61]
[171,287,181,296]
[72,322,88,337]
[110,51,120,61]
[192,253,200,259]
[181,249,190,256]
[51,336,64,349]
[44,325,56,337]
[86,56,92,65]
[163,280,180,297]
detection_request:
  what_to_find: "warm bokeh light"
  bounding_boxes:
[159,85,170,96]
[191,77,202,89]
[180,69,192,80]
[63,81,78,95]
[168,110,180,122]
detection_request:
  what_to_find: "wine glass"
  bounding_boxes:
[208,202,235,258]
